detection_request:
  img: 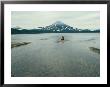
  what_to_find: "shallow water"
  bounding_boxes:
[11,33,100,77]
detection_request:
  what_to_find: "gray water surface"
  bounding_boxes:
[11,33,100,77]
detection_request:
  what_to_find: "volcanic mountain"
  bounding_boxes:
[11,21,100,34]
[43,21,76,33]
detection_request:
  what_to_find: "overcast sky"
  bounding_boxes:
[11,11,100,30]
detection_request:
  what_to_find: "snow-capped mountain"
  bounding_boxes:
[43,21,75,32]
[11,21,100,34]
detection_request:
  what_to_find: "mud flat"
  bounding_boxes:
[40,38,48,40]
[89,47,100,54]
[11,42,31,48]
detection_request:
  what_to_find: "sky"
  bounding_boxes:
[11,11,100,30]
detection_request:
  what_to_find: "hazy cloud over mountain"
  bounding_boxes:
[11,11,100,30]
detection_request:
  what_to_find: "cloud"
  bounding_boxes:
[11,11,100,30]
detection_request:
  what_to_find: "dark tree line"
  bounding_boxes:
[11,28,100,34]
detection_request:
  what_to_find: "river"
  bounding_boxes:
[11,33,100,77]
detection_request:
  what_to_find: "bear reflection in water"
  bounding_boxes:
[61,36,64,40]
[57,36,65,43]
